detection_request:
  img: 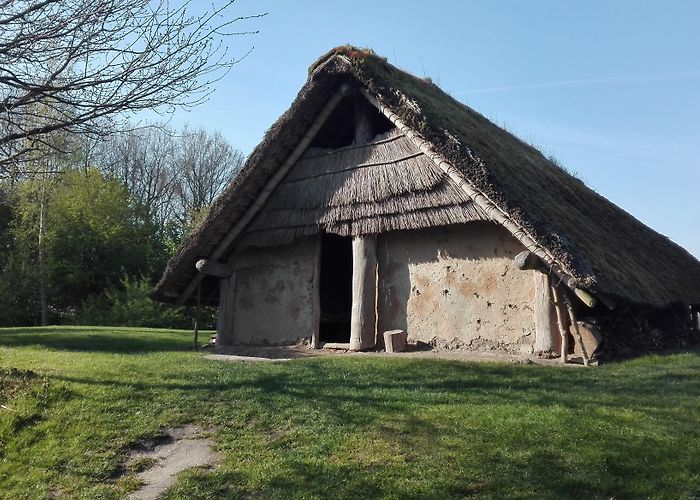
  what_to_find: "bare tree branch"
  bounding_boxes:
[0,0,265,177]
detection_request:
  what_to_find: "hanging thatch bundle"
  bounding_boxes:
[241,130,488,246]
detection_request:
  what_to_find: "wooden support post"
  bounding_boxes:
[311,237,322,349]
[193,283,201,350]
[216,272,236,346]
[350,235,377,351]
[551,284,569,363]
[354,94,373,144]
[533,272,556,353]
[562,293,590,366]
[348,94,377,351]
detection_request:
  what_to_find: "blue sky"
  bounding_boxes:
[163,1,700,257]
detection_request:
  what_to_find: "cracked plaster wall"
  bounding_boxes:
[377,222,536,353]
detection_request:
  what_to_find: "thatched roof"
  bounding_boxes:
[242,128,488,247]
[153,46,700,308]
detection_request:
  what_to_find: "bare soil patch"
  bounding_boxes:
[125,425,220,500]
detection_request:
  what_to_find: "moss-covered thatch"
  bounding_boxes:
[153,46,700,308]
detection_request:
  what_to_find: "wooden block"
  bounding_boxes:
[573,321,602,359]
[383,330,406,353]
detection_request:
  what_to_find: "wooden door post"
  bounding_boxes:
[350,235,377,350]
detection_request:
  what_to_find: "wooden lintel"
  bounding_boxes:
[196,259,233,278]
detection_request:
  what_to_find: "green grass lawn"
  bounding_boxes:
[0,326,699,499]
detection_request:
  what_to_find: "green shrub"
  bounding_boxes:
[75,277,193,329]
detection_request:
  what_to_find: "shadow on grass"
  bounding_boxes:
[0,326,200,353]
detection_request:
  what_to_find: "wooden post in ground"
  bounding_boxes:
[350,235,377,351]
[562,293,590,366]
[311,237,322,349]
[348,94,377,351]
[551,284,569,363]
[216,272,236,346]
[193,283,201,350]
[533,272,556,353]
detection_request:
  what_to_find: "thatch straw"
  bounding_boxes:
[237,129,488,247]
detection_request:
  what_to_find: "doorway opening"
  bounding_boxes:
[319,233,353,344]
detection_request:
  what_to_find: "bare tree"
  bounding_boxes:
[174,126,244,224]
[93,123,243,230]
[97,126,179,227]
[0,0,264,176]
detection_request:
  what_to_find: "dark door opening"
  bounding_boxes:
[319,233,353,343]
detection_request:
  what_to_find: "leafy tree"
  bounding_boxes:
[0,168,168,324]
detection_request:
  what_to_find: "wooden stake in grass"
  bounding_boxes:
[562,292,590,366]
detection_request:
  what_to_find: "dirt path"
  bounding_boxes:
[128,425,220,500]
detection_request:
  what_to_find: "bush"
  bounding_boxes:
[75,278,192,329]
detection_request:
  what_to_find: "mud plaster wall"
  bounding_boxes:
[230,237,317,345]
[377,222,536,353]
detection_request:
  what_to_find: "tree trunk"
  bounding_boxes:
[38,181,47,326]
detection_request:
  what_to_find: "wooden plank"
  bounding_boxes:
[215,272,236,346]
[322,342,351,350]
[533,272,556,353]
[195,258,233,278]
[383,330,407,353]
[573,321,602,360]
[563,292,590,366]
[350,235,377,351]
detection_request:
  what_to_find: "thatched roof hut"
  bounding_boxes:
[154,46,700,360]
